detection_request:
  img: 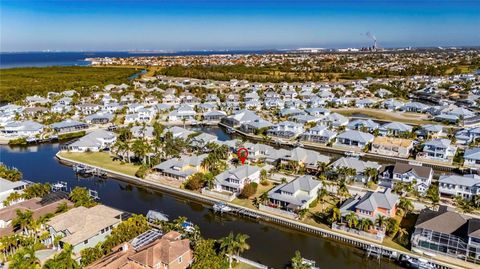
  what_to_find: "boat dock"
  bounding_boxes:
[72,164,108,177]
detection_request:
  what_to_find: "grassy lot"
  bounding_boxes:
[58,151,139,176]
[233,262,258,269]
[0,66,138,103]
[332,108,435,125]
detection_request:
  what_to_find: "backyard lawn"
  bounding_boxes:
[58,151,139,176]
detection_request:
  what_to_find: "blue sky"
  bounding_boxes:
[1,0,479,51]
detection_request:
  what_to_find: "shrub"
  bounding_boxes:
[185,173,204,191]
[239,182,257,199]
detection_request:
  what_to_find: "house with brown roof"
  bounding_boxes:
[0,192,72,237]
[370,136,414,158]
[46,204,123,255]
[411,206,480,263]
[88,230,193,269]
[380,163,433,194]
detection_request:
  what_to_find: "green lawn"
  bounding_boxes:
[233,262,259,269]
[0,66,138,103]
[58,151,139,176]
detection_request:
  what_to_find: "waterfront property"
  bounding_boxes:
[418,139,457,164]
[1,120,44,138]
[51,119,89,134]
[87,230,193,269]
[152,154,207,181]
[0,177,27,208]
[301,125,337,144]
[63,130,116,152]
[0,192,72,237]
[267,175,321,211]
[335,130,374,150]
[47,204,123,255]
[329,157,381,183]
[339,188,399,222]
[411,206,480,264]
[214,165,261,194]
[380,163,433,194]
[464,148,480,169]
[370,136,414,158]
[439,174,480,200]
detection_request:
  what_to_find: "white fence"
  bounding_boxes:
[201,188,236,201]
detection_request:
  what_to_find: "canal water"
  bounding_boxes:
[0,133,402,269]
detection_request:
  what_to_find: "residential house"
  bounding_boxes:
[87,230,193,269]
[318,113,349,128]
[1,192,72,236]
[439,174,480,200]
[339,188,399,221]
[329,157,381,183]
[370,136,414,158]
[85,112,114,124]
[335,130,374,150]
[203,110,227,122]
[214,165,261,194]
[411,206,480,262]
[131,126,155,140]
[464,148,480,169]
[64,130,116,152]
[47,205,123,255]
[152,154,207,181]
[301,126,337,144]
[418,139,457,163]
[280,147,330,171]
[380,163,433,194]
[267,175,321,211]
[379,122,413,137]
[51,120,89,134]
[0,178,27,209]
[267,121,304,139]
[1,121,44,138]
[347,119,379,132]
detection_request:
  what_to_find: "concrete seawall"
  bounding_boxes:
[55,152,470,269]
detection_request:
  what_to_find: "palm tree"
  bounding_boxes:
[345,212,358,228]
[202,172,215,189]
[375,215,388,230]
[363,167,378,183]
[317,187,328,211]
[328,206,341,224]
[336,182,350,203]
[219,232,236,269]
[43,243,79,269]
[12,209,33,235]
[358,218,373,232]
[8,246,39,269]
[398,197,414,216]
[395,227,409,245]
[234,233,250,257]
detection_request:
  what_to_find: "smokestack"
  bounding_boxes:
[366,32,377,50]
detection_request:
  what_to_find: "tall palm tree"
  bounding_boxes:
[317,187,328,211]
[219,232,236,269]
[336,183,350,203]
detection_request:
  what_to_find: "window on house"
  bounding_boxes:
[84,239,88,245]
[178,255,183,263]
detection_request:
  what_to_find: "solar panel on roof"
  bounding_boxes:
[131,229,163,250]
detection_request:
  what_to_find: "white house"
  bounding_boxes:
[214,165,261,194]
